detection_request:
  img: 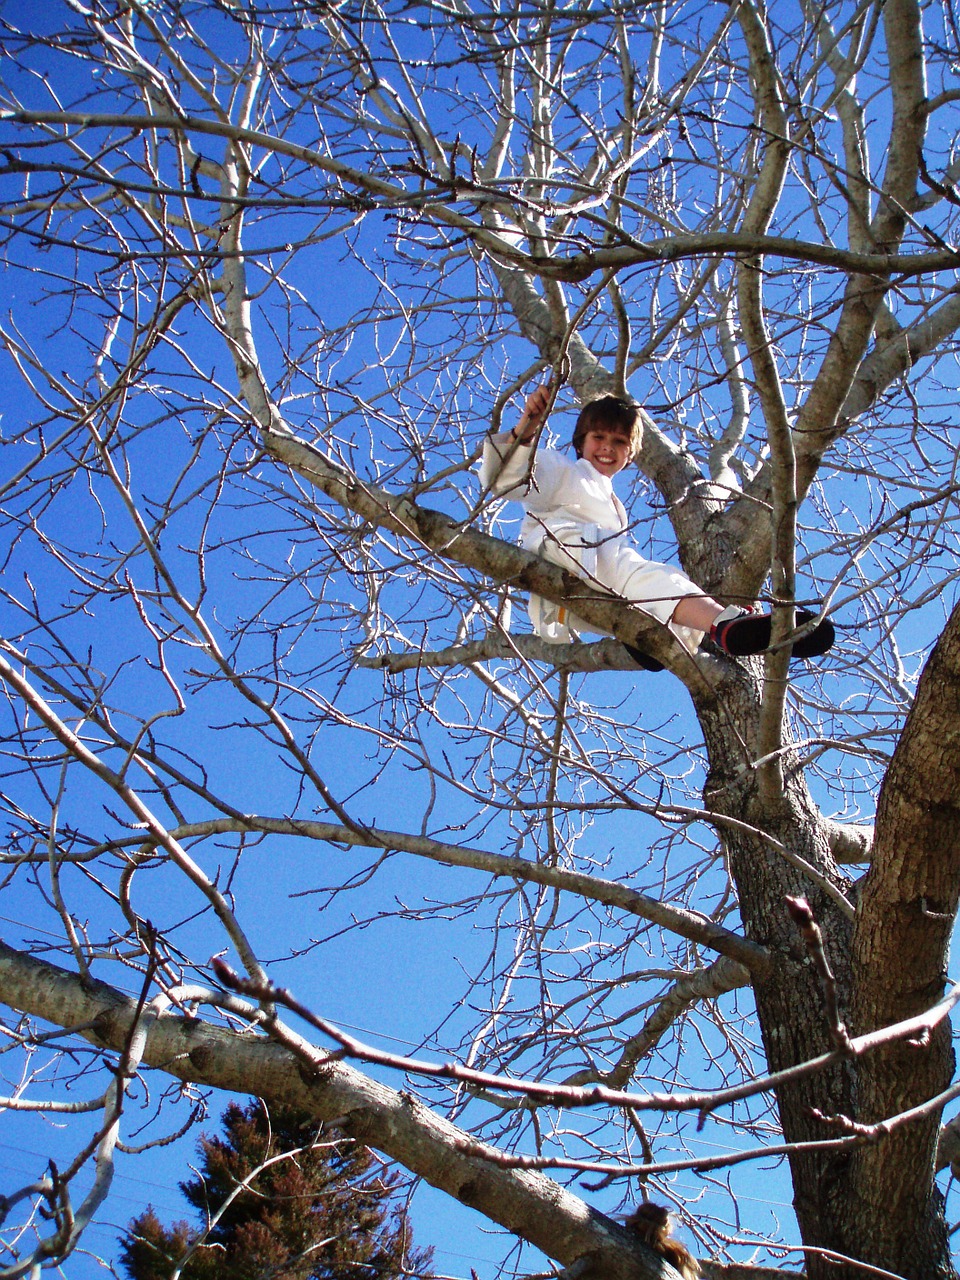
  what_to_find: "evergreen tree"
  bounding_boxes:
[119,1102,433,1280]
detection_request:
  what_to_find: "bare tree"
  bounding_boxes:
[1,2,960,1279]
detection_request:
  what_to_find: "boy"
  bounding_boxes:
[480,386,834,668]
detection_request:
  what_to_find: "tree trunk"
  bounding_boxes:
[840,602,960,1278]
[694,615,960,1278]
[695,665,860,1279]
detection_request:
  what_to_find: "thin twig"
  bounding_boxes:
[784,895,853,1052]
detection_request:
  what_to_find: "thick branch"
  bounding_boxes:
[735,1,796,794]
[845,596,960,1272]
[822,820,874,866]
[0,942,676,1280]
[718,0,930,604]
[356,632,657,673]
[3,114,960,280]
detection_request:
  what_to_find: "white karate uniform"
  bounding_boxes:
[480,432,704,653]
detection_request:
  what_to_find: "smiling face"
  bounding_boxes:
[571,395,643,470]
[579,425,634,477]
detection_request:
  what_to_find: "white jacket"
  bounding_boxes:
[479,432,703,651]
[480,432,628,539]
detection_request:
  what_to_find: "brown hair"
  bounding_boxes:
[571,395,643,459]
[624,1203,700,1279]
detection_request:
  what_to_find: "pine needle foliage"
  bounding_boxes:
[119,1101,433,1280]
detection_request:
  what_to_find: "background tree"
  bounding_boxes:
[1,3,960,1280]
[119,1100,432,1280]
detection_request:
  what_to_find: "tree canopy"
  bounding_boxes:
[2,2,960,1279]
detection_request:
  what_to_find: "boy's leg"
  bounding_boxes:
[528,538,671,670]
[607,546,836,660]
[534,528,667,668]
[530,536,834,665]
[604,548,707,655]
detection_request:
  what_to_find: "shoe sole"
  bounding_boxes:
[622,643,665,672]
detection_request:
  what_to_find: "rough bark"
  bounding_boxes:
[690,664,858,1280]
[840,601,960,1278]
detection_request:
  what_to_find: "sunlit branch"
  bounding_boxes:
[210,959,960,1125]
[0,941,687,1280]
[4,112,960,276]
[143,817,767,972]
[356,632,650,672]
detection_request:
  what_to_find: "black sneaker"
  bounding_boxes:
[711,608,834,659]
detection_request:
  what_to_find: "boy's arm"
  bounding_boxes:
[479,385,552,494]
[512,384,550,444]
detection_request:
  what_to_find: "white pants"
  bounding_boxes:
[526,521,704,654]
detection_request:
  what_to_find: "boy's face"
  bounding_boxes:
[580,426,634,478]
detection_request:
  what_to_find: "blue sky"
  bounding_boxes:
[2,3,960,1277]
